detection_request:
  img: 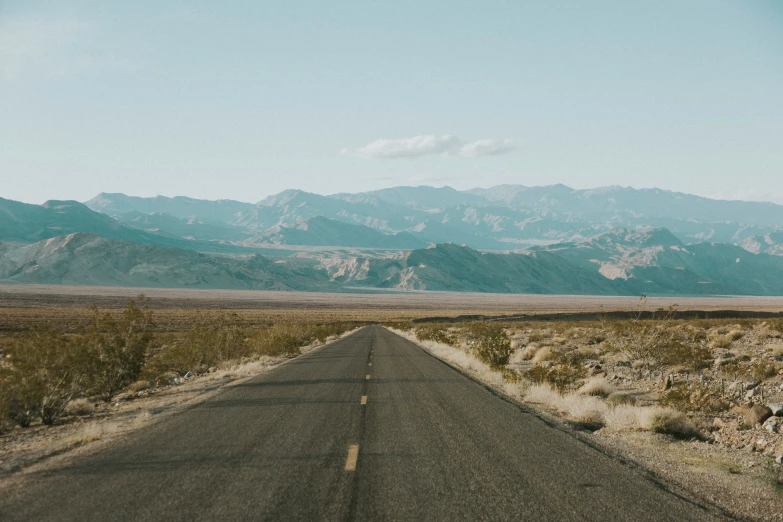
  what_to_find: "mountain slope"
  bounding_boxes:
[0,198,157,244]
[86,193,254,223]
[535,228,783,295]
[253,216,427,248]
[117,211,252,242]
[0,233,333,290]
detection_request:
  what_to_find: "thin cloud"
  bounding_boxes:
[343,135,515,159]
[458,138,515,158]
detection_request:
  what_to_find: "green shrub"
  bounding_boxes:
[659,383,729,414]
[80,296,154,402]
[4,330,85,426]
[659,340,712,370]
[462,322,513,368]
[415,325,455,345]
[750,359,776,381]
[151,312,250,375]
[526,351,587,392]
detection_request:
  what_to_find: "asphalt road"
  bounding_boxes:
[0,326,725,521]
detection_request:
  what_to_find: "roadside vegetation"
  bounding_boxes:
[0,296,358,434]
[396,307,783,449]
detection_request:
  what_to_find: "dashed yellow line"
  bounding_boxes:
[366,374,371,380]
[345,444,359,471]
[360,395,367,405]
[368,362,372,366]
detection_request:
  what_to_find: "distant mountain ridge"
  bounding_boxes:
[4,231,783,295]
[1,184,782,295]
[83,185,783,251]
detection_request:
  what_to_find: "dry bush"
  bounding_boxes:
[578,377,615,398]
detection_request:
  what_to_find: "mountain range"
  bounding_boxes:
[1,184,782,295]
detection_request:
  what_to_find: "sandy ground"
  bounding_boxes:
[3,283,783,312]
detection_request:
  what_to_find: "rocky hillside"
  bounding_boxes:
[252,216,426,249]
[0,233,333,290]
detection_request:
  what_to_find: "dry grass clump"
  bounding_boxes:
[128,380,152,393]
[528,329,552,343]
[578,377,615,398]
[508,347,532,365]
[65,398,95,416]
[606,392,637,406]
[641,407,701,439]
[531,345,558,363]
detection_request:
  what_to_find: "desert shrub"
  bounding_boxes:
[4,330,85,426]
[0,368,12,433]
[152,312,250,375]
[79,296,155,402]
[414,325,455,345]
[659,383,729,414]
[643,408,701,439]
[749,360,776,381]
[578,377,615,398]
[526,351,587,392]
[606,392,637,406]
[659,340,712,370]
[462,322,513,369]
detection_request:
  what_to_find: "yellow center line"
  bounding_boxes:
[345,444,359,471]
[360,395,367,405]
[366,374,371,380]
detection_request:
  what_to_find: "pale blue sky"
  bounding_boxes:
[1,1,782,204]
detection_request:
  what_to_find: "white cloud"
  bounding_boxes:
[344,135,515,159]
[0,16,93,80]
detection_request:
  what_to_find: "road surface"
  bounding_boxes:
[0,326,724,521]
